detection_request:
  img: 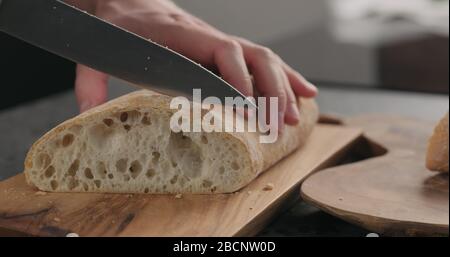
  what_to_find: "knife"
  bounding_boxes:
[0,0,255,108]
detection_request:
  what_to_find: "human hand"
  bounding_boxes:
[69,0,318,132]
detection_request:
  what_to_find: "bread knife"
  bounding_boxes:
[0,0,255,107]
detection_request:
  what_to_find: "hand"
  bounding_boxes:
[69,0,318,131]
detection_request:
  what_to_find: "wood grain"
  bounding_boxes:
[0,125,362,237]
[301,115,449,236]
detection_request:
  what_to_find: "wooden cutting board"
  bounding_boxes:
[0,124,362,237]
[301,115,449,236]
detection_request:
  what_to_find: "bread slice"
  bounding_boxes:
[24,90,319,194]
[426,112,449,173]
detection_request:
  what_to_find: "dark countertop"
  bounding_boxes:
[0,81,448,237]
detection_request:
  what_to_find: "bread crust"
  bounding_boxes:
[426,112,449,173]
[24,90,319,193]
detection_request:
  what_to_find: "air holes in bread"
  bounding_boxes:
[146,169,155,179]
[94,180,101,188]
[37,153,51,169]
[120,112,128,122]
[62,134,74,147]
[202,180,213,188]
[141,115,151,125]
[129,160,142,178]
[231,162,240,170]
[219,167,225,174]
[152,152,160,164]
[170,175,178,184]
[50,180,58,190]
[124,125,131,131]
[116,159,128,173]
[45,166,56,178]
[68,178,79,190]
[68,160,80,176]
[171,132,188,148]
[201,135,208,144]
[84,168,94,179]
[103,119,114,127]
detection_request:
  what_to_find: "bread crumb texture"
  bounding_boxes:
[24,92,257,194]
[24,91,318,194]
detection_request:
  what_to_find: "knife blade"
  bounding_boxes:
[0,0,256,108]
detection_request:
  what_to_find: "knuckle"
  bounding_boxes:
[255,46,275,59]
[218,39,242,52]
[274,89,287,104]
[279,95,288,105]
[287,93,297,104]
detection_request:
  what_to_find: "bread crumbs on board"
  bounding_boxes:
[35,191,47,196]
[175,194,183,199]
[263,183,274,191]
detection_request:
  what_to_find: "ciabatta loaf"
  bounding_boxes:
[426,112,449,173]
[24,90,319,194]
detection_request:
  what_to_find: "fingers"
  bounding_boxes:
[282,63,318,98]
[235,38,303,131]
[282,71,301,125]
[116,13,310,131]
[153,24,254,98]
[244,47,288,133]
[213,40,253,97]
[75,65,109,113]
[234,37,318,98]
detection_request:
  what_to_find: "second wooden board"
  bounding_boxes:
[301,115,449,236]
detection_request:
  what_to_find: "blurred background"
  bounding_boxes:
[0,0,448,109]
[178,0,449,93]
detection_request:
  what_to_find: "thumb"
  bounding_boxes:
[75,65,109,112]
